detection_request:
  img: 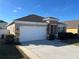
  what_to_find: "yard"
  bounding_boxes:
[0,36,79,59]
[0,39,28,59]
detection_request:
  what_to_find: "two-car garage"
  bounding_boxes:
[19,22,47,42]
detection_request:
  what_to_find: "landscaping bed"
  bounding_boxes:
[58,32,79,46]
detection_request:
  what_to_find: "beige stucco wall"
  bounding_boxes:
[58,24,66,33]
[66,28,78,34]
[7,24,16,35]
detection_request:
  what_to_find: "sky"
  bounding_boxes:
[0,0,79,23]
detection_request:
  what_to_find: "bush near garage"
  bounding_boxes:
[1,34,5,39]
[5,34,15,44]
[47,34,55,40]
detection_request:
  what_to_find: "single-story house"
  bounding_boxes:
[7,14,66,42]
[0,20,9,38]
[64,20,79,34]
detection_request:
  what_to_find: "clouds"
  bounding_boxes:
[17,7,22,10]
[12,7,22,13]
[12,9,19,13]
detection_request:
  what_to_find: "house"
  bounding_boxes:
[0,20,8,38]
[43,17,66,36]
[0,20,7,29]
[58,22,66,33]
[64,20,79,34]
[7,14,66,42]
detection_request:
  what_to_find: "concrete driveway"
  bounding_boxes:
[17,39,79,59]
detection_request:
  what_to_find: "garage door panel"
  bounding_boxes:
[20,26,47,42]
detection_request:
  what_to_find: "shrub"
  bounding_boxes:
[58,32,74,40]
[73,34,79,39]
[66,33,74,39]
[1,34,5,39]
[47,34,55,40]
[58,32,65,40]
[5,34,15,44]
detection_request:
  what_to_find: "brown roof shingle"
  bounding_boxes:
[8,14,45,26]
[15,14,44,22]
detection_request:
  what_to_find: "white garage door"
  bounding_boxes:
[19,25,47,42]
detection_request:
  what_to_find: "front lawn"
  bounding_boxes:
[74,42,79,46]
[60,39,79,46]
[0,43,26,59]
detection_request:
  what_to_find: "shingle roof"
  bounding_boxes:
[15,14,44,22]
[58,22,66,25]
[64,20,79,28]
[8,14,45,26]
[8,14,61,26]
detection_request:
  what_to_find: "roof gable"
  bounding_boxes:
[15,14,44,22]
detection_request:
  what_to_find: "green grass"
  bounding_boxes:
[74,43,79,46]
[0,43,27,59]
[60,39,79,46]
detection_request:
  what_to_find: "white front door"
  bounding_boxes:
[19,25,47,42]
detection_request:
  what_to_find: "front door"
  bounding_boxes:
[51,25,57,34]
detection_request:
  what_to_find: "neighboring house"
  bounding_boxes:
[0,20,7,29]
[64,20,79,34]
[7,14,65,42]
[0,20,8,37]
